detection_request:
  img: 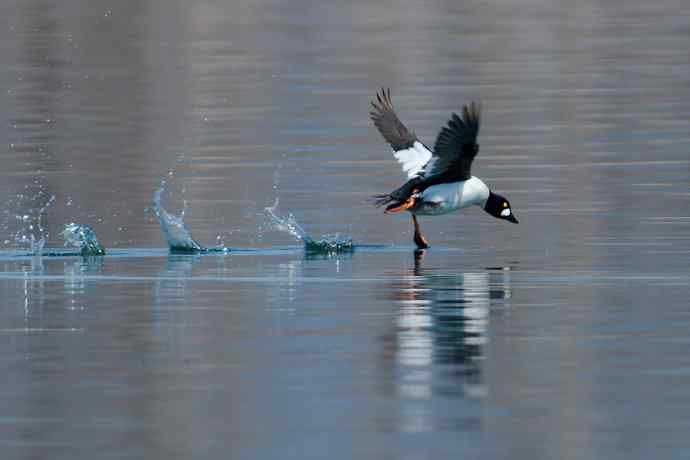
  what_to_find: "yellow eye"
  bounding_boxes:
[503,202,508,208]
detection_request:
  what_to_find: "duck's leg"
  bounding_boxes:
[413,246,426,270]
[412,214,429,249]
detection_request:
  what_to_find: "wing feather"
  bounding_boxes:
[393,141,432,179]
[370,88,431,178]
[370,88,417,150]
[424,101,481,181]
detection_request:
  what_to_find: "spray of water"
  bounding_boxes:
[264,199,310,242]
[151,181,204,252]
[13,194,55,255]
[264,199,354,253]
[61,223,106,256]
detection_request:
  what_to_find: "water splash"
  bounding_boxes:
[152,181,204,252]
[264,199,309,241]
[13,194,55,255]
[61,223,106,256]
[14,233,46,255]
[264,199,354,254]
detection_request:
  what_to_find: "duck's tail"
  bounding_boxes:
[370,193,395,208]
[371,190,420,214]
[371,177,421,212]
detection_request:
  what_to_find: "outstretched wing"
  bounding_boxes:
[370,88,432,179]
[422,102,481,182]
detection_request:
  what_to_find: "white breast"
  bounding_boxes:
[414,176,490,216]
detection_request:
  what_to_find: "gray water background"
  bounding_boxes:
[1,0,689,458]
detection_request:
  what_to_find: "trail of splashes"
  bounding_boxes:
[264,199,354,253]
[61,223,106,256]
[151,181,204,252]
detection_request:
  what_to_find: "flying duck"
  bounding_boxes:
[370,88,518,249]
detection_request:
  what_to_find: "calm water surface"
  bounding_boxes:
[1,0,689,458]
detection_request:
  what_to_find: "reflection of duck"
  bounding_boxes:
[384,251,512,401]
[370,89,518,248]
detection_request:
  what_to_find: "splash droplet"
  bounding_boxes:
[62,223,105,256]
[152,184,203,252]
[264,199,353,254]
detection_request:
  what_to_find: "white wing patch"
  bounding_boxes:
[393,141,432,179]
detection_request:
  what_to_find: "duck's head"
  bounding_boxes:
[484,191,518,224]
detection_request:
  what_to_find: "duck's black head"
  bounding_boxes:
[484,191,518,224]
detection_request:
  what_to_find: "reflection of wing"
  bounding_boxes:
[422,102,481,182]
[370,88,432,179]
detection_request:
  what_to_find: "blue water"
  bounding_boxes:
[1,0,690,459]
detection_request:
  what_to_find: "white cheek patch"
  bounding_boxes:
[500,208,511,217]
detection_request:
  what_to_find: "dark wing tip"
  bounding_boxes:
[430,101,483,173]
[369,88,417,151]
[462,101,481,135]
[370,87,392,123]
[436,101,482,140]
[371,87,393,111]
